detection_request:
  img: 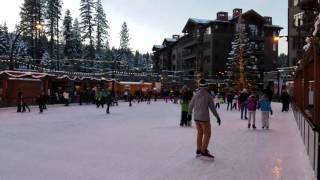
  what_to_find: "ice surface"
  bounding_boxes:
[0,102,315,180]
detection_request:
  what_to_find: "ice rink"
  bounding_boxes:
[0,101,316,180]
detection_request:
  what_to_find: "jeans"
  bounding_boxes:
[240,103,247,118]
[227,101,233,110]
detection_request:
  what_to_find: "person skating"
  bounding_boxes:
[36,94,45,113]
[63,90,69,106]
[226,92,234,111]
[258,94,272,129]
[17,91,22,112]
[239,89,249,119]
[128,92,133,107]
[281,90,290,112]
[188,79,221,160]
[21,96,31,112]
[247,95,258,129]
[105,89,112,114]
[180,86,191,127]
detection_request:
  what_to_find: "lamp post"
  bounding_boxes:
[9,24,44,70]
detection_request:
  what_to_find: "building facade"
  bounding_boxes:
[153,8,282,84]
[288,0,320,66]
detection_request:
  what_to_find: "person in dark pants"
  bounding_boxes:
[17,91,22,112]
[36,94,45,113]
[281,90,290,112]
[105,90,112,114]
[263,88,274,115]
[128,93,133,107]
[239,89,249,119]
[226,92,234,111]
[22,97,31,112]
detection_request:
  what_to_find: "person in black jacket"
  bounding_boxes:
[281,90,290,112]
[239,89,249,119]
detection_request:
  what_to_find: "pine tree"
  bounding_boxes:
[134,50,139,67]
[119,22,130,50]
[0,23,10,56]
[19,0,45,59]
[226,18,259,90]
[94,0,109,58]
[45,0,62,60]
[72,18,82,59]
[63,9,73,59]
[80,0,95,60]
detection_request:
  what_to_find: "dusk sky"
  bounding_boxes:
[0,0,288,54]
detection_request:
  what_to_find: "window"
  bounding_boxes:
[294,12,304,27]
[248,24,258,36]
[294,0,300,6]
[206,27,212,35]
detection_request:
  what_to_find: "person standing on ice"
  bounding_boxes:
[247,95,257,129]
[239,89,249,119]
[258,94,271,129]
[188,79,221,159]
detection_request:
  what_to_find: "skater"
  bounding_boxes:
[36,94,45,113]
[21,96,31,112]
[214,94,220,109]
[105,89,112,114]
[239,89,249,119]
[180,86,191,127]
[258,94,271,129]
[17,91,22,112]
[63,90,69,106]
[95,89,104,108]
[281,90,290,112]
[188,79,221,159]
[247,95,257,129]
[232,94,238,110]
[146,89,152,104]
[128,92,133,107]
[226,92,234,111]
[263,87,274,115]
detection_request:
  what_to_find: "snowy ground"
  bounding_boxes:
[0,101,316,180]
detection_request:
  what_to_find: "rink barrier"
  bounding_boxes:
[292,103,319,179]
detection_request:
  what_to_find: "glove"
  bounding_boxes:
[217,117,221,126]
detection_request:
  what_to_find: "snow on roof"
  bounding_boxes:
[164,38,177,42]
[189,18,213,24]
[120,81,153,85]
[153,45,164,49]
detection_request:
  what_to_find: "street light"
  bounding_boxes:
[9,23,44,70]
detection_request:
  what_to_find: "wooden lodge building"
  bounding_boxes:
[0,71,154,107]
[152,8,283,84]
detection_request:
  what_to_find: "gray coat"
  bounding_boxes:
[188,88,220,122]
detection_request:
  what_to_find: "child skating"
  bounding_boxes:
[247,95,257,129]
[258,94,271,129]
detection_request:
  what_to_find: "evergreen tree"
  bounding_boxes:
[72,18,82,59]
[19,0,45,59]
[226,18,259,90]
[45,0,62,59]
[63,9,73,59]
[134,50,139,67]
[0,23,10,56]
[80,0,95,60]
[94,0,109,58]
[119,22,130,50]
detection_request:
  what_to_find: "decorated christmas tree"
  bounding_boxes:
[226,17,259,90]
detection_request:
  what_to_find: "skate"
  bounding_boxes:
[196,150,201,158]
[248,123,251,129]
[252,124,256,129]
[200,150,215,160]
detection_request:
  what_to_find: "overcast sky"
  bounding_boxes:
[0,0,288,54]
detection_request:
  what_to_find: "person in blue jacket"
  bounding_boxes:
[258,94,272,129]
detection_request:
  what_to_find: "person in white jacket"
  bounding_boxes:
[188,79,221,159]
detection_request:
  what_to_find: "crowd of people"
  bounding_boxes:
[15,80,292,160]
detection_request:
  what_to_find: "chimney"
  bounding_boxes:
[217,12,228,21]
[264,16,272,25]
[172,35,180,40]
[233,8,242,17]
